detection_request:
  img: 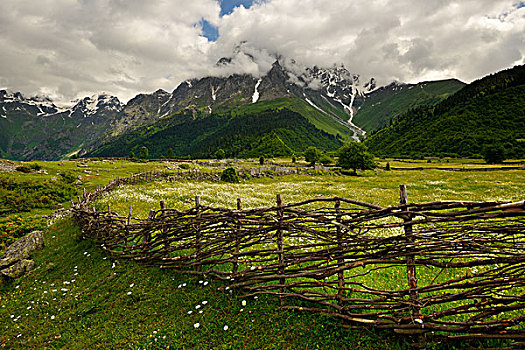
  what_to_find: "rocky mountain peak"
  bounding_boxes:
[72,94,124,116]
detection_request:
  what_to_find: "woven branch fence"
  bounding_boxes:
[72,171,525,346]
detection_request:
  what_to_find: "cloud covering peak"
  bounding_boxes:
[0,0,523,103]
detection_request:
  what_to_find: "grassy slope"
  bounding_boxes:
[230,97,353,141]
[353,79,465,133]
[0,219,405,349]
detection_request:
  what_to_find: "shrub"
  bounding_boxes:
[221,167,239,183]
[59,172,77,184]
[215,149,225,160]
[16,165,31,173]
[259,156,264,165]
[385,162,391,171]
[0,214,48,251]
[29,163,42,171]
[179,163,191,170]
[320,154,333,165]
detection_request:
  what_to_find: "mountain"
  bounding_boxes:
[0,91,125,160]
[364,65,525,159]
[352,79,466,133]
[0,54,504,161]
[83,59,387,159]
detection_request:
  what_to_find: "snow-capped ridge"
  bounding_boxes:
[72,93,124,116]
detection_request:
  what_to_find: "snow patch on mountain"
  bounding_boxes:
[211,85,217,101]
[252,78,262,103]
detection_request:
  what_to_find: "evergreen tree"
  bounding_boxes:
[167,148,174,159]
[129,151,135,159]
[139,146,149,159]
[215,148,225,160]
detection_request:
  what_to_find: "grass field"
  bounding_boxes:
[0,158,523,349]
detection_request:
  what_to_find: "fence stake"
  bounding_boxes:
[195,196,202,272]
[145,210,156,244]
[233,198,242,275]
[127,205,133,225]
[160,200,168,251]
[335,199,345,306]
[400,185,423,344]
[276,194,285,301]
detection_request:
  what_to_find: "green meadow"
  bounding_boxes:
[0,158,523,349]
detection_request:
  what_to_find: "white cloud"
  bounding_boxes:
[0,0,523,102]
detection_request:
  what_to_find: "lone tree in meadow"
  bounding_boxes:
[482,144,506,164]
[304,146,322,166]
[336,141,376,175]
[139,146,149,160]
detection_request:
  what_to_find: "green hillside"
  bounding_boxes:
[88,107,343,159]
[365,65,525,158]
[353,79,465,133]
[229,97,353,141]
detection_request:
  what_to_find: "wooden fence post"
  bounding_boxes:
[160,200,169,252]
[335,199,345,306]
[232,198,242,275]
[146,210,155,245]
[399,185,422,323]
[276,194,285,300]
[127,205,133,225]
[195,196,202,272]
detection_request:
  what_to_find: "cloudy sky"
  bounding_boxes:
[1,0,523,103]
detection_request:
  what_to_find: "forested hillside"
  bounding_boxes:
[88,108,343,159]
[353,79,465,132]
[365,65,525,159]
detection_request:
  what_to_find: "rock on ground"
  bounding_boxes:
[0,231,44,279]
